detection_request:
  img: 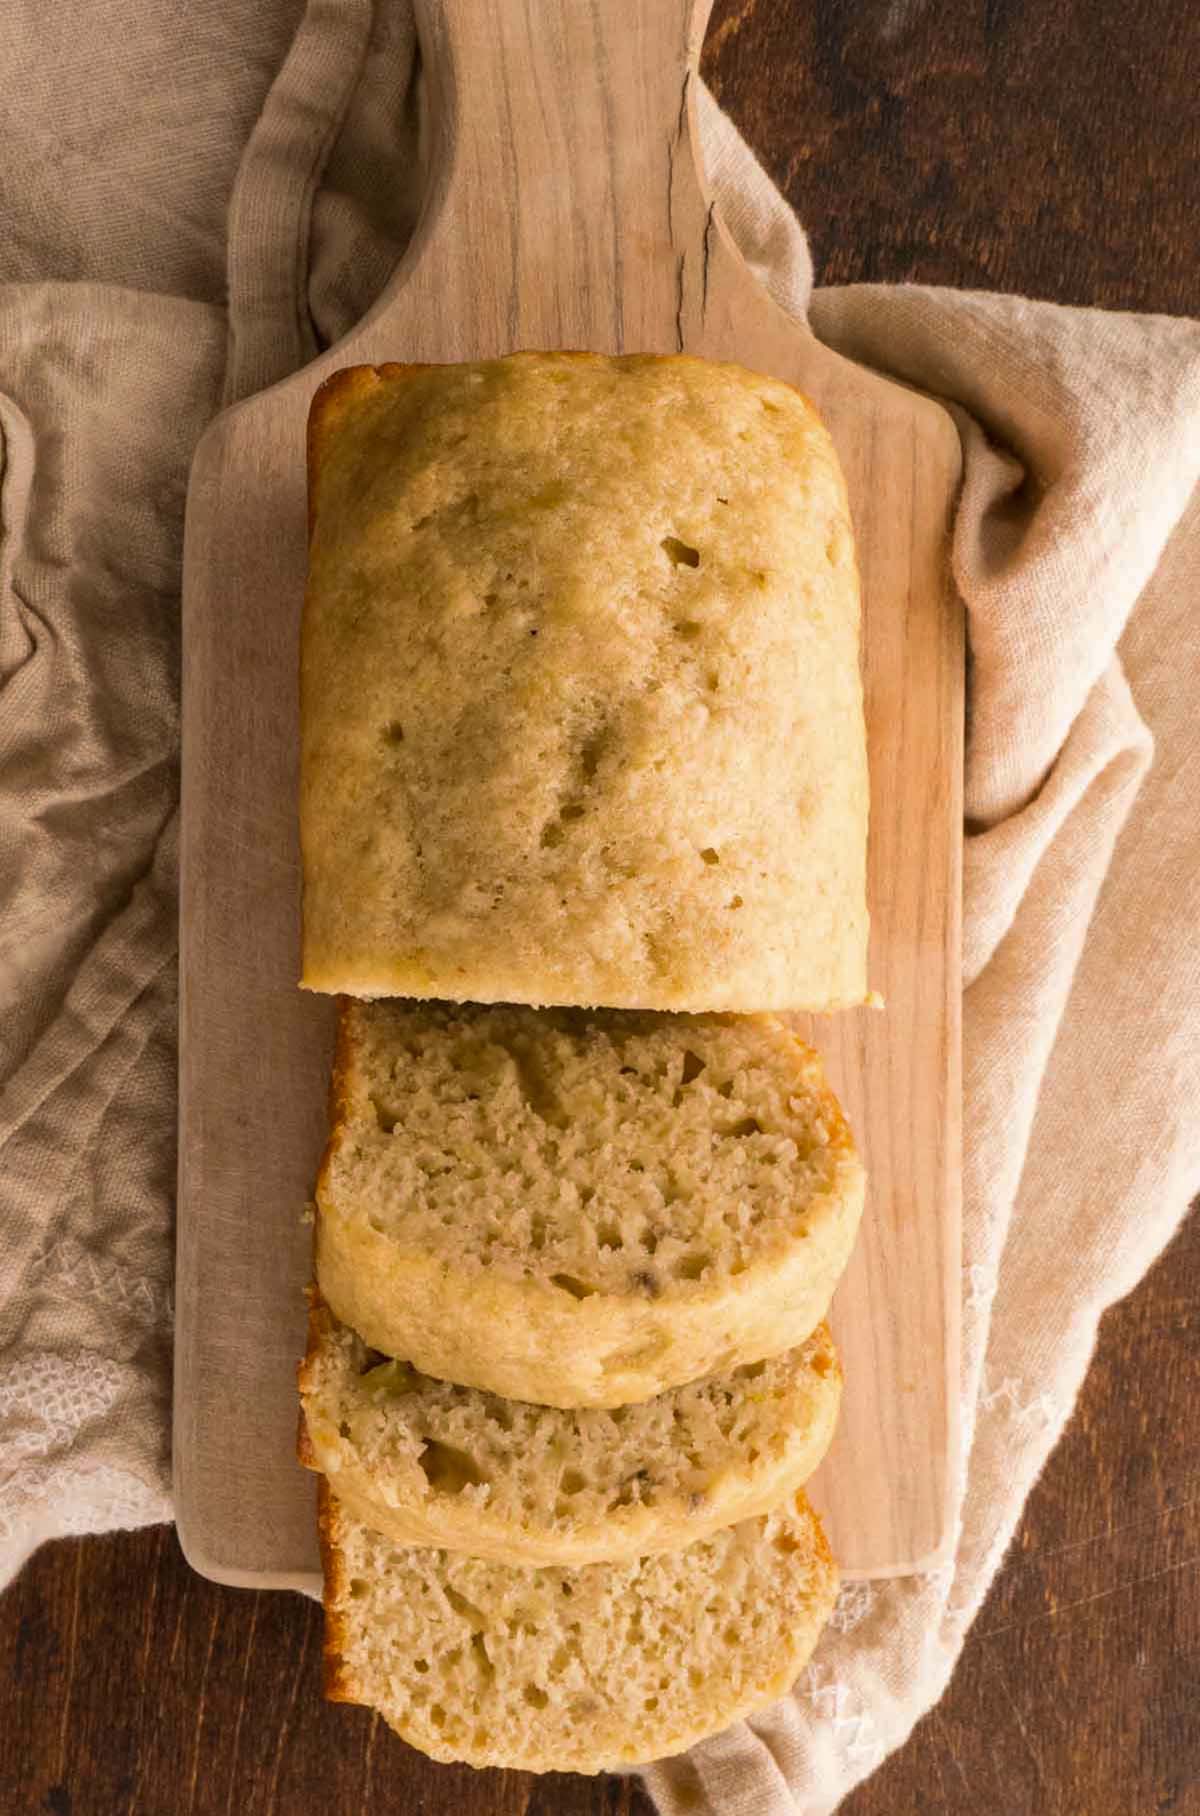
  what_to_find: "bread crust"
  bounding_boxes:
[300,351,869,1013]
[315,1478,357,1705]
[306,366,391,540]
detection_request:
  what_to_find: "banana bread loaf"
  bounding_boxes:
[300,352,868,1012]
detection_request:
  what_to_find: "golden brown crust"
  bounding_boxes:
[307,364,433,540]
[325,998,359,1127]
[301,1302,842,1565]
[806,1487,838,1584]
[296,1405,318,1472]
[296,1284,324,1470]
[312,998,359,1210]
[316,1481,359,1705]
[295,1316,321,1471]
[304,356,837,552]
[296,1284,319,1391]
[306,367,385,541]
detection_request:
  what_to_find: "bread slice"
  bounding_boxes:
[299,1294,841,1566]
[315,999,865,1407]
[319,1481,838,1772]
[300,352,869,1015]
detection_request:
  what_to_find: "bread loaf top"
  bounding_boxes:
[315,999,865,1406]
[301,352,868,1013]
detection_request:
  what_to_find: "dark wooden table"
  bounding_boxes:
[4,3,1197,1812]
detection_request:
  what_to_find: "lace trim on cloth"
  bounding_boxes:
[0,291,224,1591]
[0,1351,172,1581]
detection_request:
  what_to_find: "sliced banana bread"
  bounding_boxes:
[315,999,864,1407]
[300,1295,841,1565]
[320,1481,839,1772]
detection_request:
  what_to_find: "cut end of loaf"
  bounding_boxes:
[313,999,864,1406]
[321,999,862,1296]
[300,1291,842,1564]
[317,1481,839,1773]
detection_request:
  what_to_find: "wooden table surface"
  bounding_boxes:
[3,2,1197,1812]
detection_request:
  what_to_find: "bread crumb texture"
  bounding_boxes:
[301,1295,841,1564]
[315,999,865,1406]
[301,353,868,1012]
[321,1483,839,1772]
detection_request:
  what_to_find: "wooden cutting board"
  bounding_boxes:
[176,0,962,1589]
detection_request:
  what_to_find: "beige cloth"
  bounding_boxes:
[1,4,1197,1810]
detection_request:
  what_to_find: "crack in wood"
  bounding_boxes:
[665,69,691,239]
[702,199,716,317]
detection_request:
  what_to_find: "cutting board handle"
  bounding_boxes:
[410,0,716,333]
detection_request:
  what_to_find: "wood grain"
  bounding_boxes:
[704,0,1200,316]
[176,0,962,1590]
[5,1,1196,1812]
